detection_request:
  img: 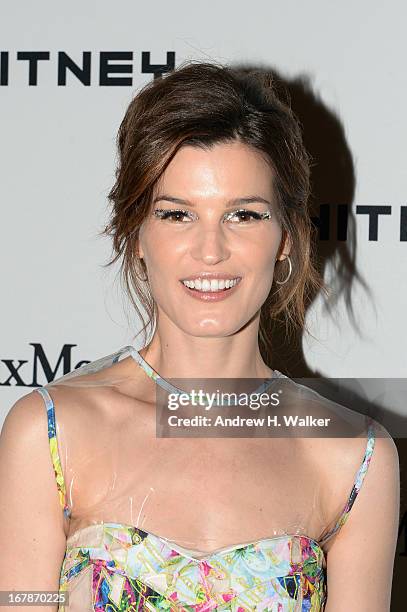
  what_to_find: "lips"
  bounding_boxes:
[180,272,242,282]
[182,277,240,292]
[179,277,242,302]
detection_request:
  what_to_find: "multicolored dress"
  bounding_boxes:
[35,346,376,611]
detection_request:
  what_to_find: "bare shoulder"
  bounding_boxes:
[41,354,148,424]
[350,417,400,520]
[302,414,398,540]
[0,389,68,590]
[283,378,388,490]
[322,418,400,611]
[1,387,51,444]
[29,353,155,464]
[0,357,142,480]
[320,417,398,488]
[0,388,59,500]
[35,355,156,514]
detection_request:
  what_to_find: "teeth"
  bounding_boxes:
[182,278,240,292]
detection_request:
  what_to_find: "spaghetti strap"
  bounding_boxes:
[36,387,71,520]
[319,417,376,546]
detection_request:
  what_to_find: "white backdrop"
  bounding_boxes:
[1,0,406,429]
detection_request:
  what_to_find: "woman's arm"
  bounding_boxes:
[0,391,67,611]
[324,431,400,611]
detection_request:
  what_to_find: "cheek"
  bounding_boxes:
[239,223,282,253]
[246,242,279,300]
[140,230,174,270]
[243,234,280,275]
[251,266,276,300]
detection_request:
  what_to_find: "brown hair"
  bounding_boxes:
[102,60,327,364]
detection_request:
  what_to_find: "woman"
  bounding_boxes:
[0,61,400,611]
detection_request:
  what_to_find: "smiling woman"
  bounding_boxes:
[0,61,400,612]
[136,141,289,323]
[103,62,325,361]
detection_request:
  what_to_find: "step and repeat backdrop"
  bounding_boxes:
[1,1,406,607]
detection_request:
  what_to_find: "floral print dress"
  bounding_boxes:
[36,346,376,611]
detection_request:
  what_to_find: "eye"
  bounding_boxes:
[223,209,272,223]
[152,207,272,224]
[153,208,196,223]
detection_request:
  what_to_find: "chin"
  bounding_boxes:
[179,319,247,337]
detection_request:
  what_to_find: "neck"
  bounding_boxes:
[137,322,274,381]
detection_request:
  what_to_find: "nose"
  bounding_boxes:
[189,225,231,265]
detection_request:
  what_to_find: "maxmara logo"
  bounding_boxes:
[0,343,89,387]
[0,51,175,85]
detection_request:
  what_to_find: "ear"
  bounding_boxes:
[136,239,144,260]
[276,230,292,261]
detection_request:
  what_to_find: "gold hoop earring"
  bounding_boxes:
[275,255,292,285]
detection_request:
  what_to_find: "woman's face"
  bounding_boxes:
[138,140,290,337]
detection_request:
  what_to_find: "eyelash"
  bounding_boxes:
[152,208,272,223]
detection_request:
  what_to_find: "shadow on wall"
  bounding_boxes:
[231,61,406,611]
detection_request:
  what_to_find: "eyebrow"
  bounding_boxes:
[152,194,273,208]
